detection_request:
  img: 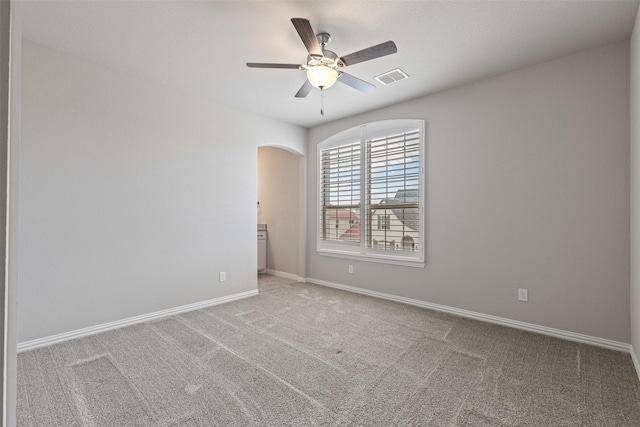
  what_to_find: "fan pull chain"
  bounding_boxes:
[320,87,325,117]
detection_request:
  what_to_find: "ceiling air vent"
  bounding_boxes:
[375,68,409,85]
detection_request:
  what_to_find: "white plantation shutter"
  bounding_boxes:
[317,120,424,266]
[366,130,420,251]
[319,141,361,243]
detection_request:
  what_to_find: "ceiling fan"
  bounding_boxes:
[247,18,397,114]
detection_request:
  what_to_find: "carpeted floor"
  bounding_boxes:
[17,274,640,426]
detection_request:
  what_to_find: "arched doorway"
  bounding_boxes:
[257,145,305,280]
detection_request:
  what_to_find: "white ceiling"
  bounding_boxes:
[23,0,640,128]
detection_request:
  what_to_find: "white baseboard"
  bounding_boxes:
[264,269,305,282]
[306,277,631,353]
[17,289,259,353]
[631,344,640,382]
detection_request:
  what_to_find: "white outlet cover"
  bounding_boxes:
[518,288,528,302]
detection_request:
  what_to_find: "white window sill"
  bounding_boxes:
[318,249,425,268]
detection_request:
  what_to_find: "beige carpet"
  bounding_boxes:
[17,274,640,426]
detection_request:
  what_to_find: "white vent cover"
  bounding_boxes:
[375,68,409,85]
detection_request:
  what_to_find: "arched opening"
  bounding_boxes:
[257,145,305,280]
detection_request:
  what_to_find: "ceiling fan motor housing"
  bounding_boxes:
[307,49,339,69]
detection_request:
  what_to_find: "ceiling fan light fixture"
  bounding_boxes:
[307,66,338,89]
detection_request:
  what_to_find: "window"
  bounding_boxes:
[317,119,424,266]
[377,215,390,230]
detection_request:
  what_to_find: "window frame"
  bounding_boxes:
[316,119,425,267]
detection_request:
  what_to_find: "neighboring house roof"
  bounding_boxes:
[383,189,420,231]
[339,222,360,241]
[326,208,359,220]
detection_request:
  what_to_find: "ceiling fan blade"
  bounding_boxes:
[339,41,398,66]
[337,72,375,93]
[291,18,323,58]
[295,79,314,98]
[246,63,302,69]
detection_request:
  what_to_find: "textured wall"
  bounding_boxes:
[19,41,306,342]
[308,41,631,343]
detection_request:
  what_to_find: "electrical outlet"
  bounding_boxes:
[219,272,226,282]
[348,265,354,274]
[518,288,528,302]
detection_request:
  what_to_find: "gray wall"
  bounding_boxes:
[631,7,640,360]
[18,41,306,343]
[308,41,630,343]
[257,146,300,276]
[1,0,18,422]
[0,0,8,419]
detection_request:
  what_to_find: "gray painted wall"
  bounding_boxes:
[257,146,300,276]
[18,41,306,343]
[631,8,640,359]
[308,41,631,343]
[0,0,15,422]
[0,0,8,420]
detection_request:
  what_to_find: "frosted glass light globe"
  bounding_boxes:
[307,66,339,89]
